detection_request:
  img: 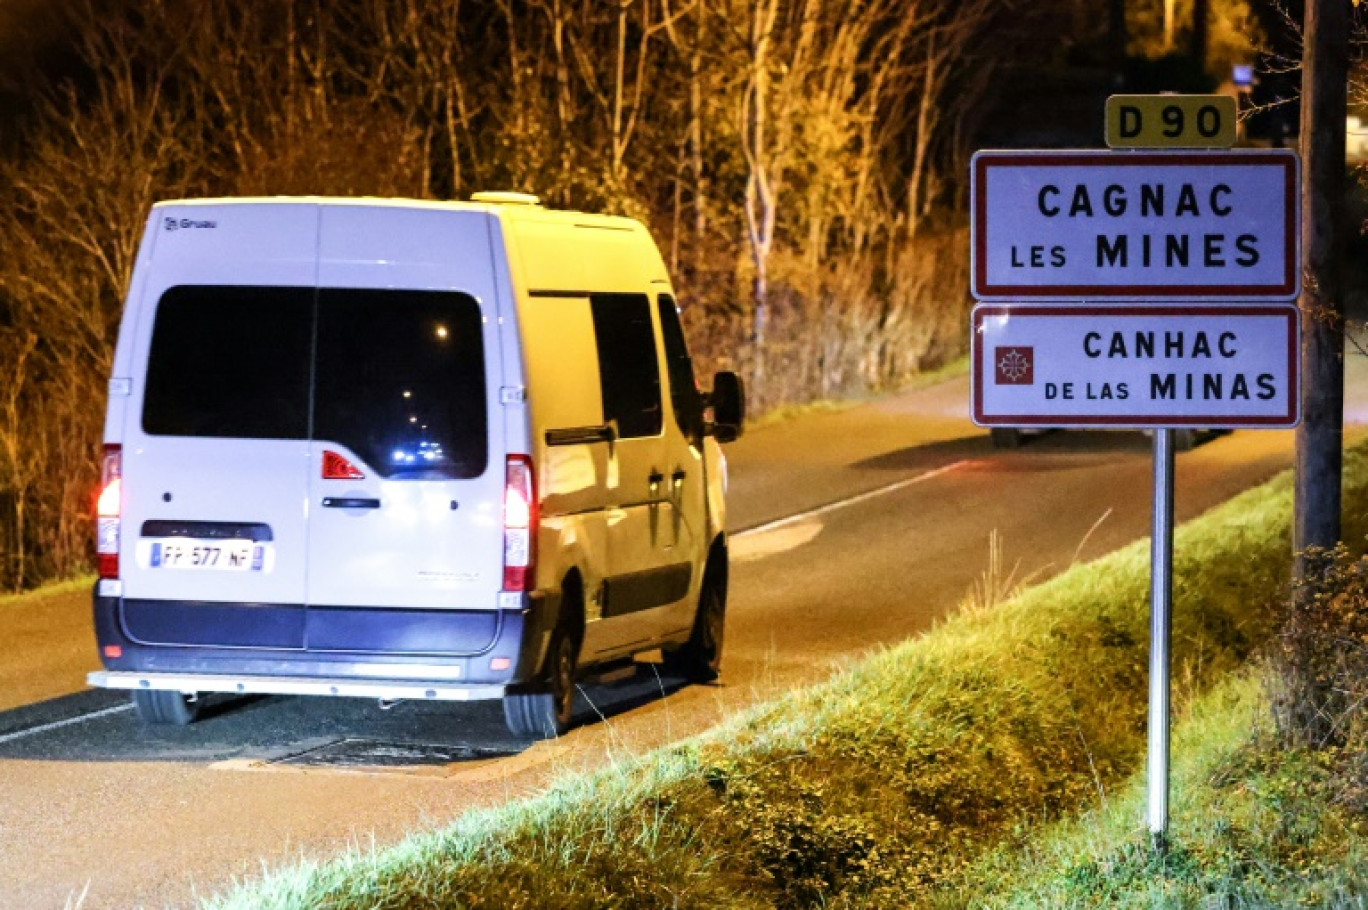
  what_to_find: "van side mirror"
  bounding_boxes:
[706,371,745,443]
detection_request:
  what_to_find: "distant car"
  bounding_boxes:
[89,193,745,739]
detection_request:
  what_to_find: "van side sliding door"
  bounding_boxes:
[589,293,691,648]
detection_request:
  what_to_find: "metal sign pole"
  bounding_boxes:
[1147,427,1176,850]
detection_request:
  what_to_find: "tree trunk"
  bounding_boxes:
[690,1,707,242]
[611,1,630,188]
[1190,0,1208,76]
[906,30,939,242]
[1109,0,1127,67]
[552,0,572,198]
[1294,0,1349,575]
[12,490,24,592]
[742,0,779,400]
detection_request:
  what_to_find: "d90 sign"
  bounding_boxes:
[1105,95,1237,149]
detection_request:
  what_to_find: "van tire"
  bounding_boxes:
[665,558,726,683]
[131,689,200,725]
[503,625,578,739]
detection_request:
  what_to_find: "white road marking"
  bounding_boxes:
[731,519,825,563]
[0,703,133,746]
[2,462,972,749]
[732,460,971,539]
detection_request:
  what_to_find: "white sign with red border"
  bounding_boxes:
[970,150,1299,301]
[972,305,1300,428]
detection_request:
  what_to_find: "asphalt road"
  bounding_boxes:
[1,366,1363,909]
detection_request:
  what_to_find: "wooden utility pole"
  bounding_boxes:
[1294,0,1350,569]
[1190,0,1208,76]
[1109,0,1127,68]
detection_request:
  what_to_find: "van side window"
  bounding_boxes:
[142,286,312,439]
[589,293,662,438]
[656,295,704,444]
[314,289,488,479]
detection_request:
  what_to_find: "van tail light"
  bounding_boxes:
[322,450,366,480]
[96,444,121,579]
[502,454,536,592]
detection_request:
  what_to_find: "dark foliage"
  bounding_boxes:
[1272,544,1368,813]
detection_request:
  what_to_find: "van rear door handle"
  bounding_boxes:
[322,497,381,509]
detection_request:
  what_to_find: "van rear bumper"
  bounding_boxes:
[88,670,506,702]
[91,586,559,688]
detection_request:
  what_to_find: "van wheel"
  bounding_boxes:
[131,689,200,725]
[665,563,726,683]
[503,626,578,739]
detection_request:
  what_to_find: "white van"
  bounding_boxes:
[88,193,744,738]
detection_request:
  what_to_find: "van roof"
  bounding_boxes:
[151,196,644,232]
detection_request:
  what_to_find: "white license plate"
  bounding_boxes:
[146,539,265,571]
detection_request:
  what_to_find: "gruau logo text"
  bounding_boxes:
[164,217,218,232]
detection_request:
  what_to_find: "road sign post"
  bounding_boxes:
[973,303,1298,847]
[1148,428,1175,849]
[968,101,1302,852]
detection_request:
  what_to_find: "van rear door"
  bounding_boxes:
[121,205,317,614]
[306,206,505,612]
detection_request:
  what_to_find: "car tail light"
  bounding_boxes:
[503,454,536,591]
[322,450,366,480]
[96,444,121,579]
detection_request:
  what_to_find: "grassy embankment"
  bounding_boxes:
[210,443,1368,909]
[0,575,91,607]
[938,671,1368,907]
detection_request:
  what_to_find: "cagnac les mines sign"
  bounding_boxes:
[970,150,1299,301]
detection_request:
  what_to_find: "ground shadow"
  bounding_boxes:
[845,433,999,472]
[853,427,1233,474]
[0,662,695,767]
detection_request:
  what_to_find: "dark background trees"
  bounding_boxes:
[0,0,1291,591]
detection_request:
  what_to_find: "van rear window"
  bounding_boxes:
[142,286,488,479]
[142,286,312,439]
[314,289,488,479]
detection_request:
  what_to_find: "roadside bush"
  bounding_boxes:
[1270,544,1368,814]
